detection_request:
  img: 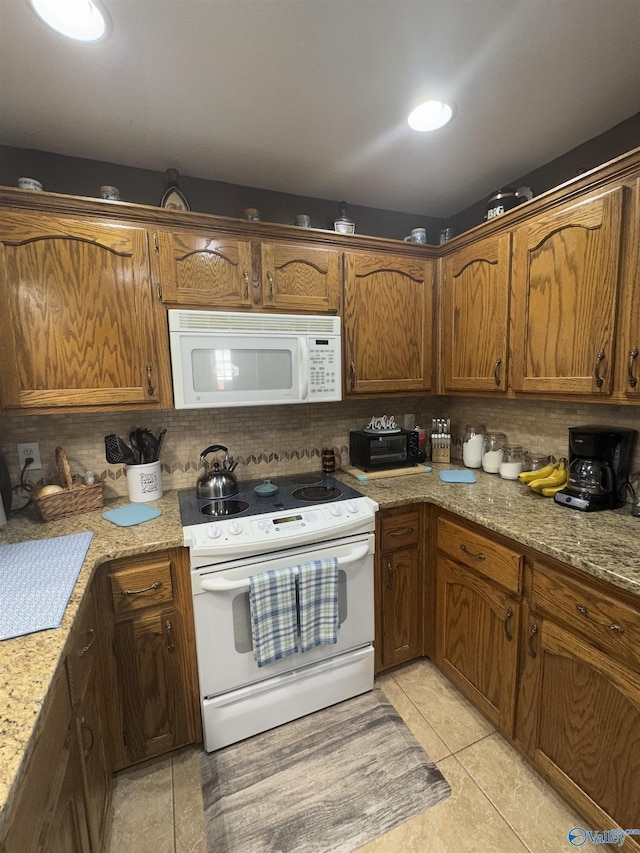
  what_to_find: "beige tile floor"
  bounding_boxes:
[107,659,585,853]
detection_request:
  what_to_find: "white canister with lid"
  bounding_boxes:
[462,424,485,468]
[482,431,507,473]
[500,445,525,479]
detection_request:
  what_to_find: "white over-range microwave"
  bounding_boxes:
[168,310,342,409]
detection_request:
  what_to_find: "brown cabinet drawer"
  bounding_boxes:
[532,562,640,671]
[109,555,174,616]
[437,515,523,594]
[66,590,100,708]
[380,508,420,551]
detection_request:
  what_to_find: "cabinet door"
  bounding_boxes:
[441,233,511,392]
[259,242,340,312]
[0,211,167,412]
[343,252,435,394]
[518,615,640,850]
[510,186,625,395]
[42,732,92,853]
[155,228,253,307]
[436,556,520,734]
[613,176,640,400]
[112,606,192,768]
[377,547,422,670]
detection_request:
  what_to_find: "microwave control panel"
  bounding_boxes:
[307,336,341,399]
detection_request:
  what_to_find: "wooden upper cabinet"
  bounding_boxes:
[510,186,625,396]
[440,233,511,392]
[613,176,640,401]
[0,210,170,413]
[343,251,435,394]
[259,242,340,312]
[155,228,253,307]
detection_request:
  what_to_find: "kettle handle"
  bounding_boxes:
[200,445,228,464]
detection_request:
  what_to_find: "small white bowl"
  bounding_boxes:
[18,177,43,191]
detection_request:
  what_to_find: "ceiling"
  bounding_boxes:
[0,0,639,217]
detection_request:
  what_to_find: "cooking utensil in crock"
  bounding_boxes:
[197,445,239,499]
[105,434,135,465]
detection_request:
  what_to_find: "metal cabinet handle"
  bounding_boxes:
[80,717,95,758]
[146,362,155,396]
[528,623,539,658]
[121,581,162,596]
[575,604,624,633]
[628,347,638,388]
[504,607,513,642]
[386,562,394,591]
[493,356,502,387]
[166,619,175,652]
[243,268,250,300]
[350,361,356,390]
[593,349,605,388]
[460,543,485,560]
[389,527,414,537]
[266,271,274,301]
[77,626,95,657]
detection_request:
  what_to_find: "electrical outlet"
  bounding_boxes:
[403,413,416,430]
[17,442,42,470]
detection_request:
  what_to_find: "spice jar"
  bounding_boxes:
[500,445,525,480]
[462,424,486,468]
[482,431,507,473]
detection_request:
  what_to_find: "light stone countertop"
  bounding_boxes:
[1,471,639,829]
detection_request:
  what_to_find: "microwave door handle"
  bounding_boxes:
[298,338,309,401]
[199,543,370,592]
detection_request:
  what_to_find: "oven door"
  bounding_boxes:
[192,533,374,698]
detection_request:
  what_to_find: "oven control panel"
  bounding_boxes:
[185,496,378,565]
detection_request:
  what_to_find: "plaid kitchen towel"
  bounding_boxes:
[298,557,339,653]
[249,566,298,667]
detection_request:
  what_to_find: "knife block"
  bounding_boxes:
[431,446,451,463]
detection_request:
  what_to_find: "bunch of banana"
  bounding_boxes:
[519,459,568,496]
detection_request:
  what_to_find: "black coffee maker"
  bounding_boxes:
[555,425,636,511]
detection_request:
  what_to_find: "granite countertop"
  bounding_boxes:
[1,471,639,829]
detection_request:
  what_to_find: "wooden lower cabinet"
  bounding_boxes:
[0,670,91,853]
[375,506,423,671]
[516,560,640,850]
[99,548,201,771]
[435,513,523,734]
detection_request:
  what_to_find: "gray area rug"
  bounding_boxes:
[200,687,451,852]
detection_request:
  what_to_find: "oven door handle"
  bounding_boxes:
[199,543,370,592]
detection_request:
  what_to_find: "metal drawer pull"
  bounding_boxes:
[528,623,538,658]
[243,269,250,300]
[386,562,394,590]
[77,626,95,657]
[121,581,162,596]
[166,620,175,652]
[493,356,502,386]
[460,543,485,560]
[267,271,274,300]
[80,718,95,758]
[593,349,605,388]
[389,527,414,537]
[504,607,513,641]
[575,604,624,633]
[628,347,638,388]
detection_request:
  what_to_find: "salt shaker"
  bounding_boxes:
[462,424,486,468]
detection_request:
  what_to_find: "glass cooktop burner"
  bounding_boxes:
[288,473,325,485]
[291,485,342,502]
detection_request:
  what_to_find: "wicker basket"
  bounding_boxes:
[34,447,103,522]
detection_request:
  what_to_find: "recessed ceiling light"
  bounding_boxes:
[408,100,454,132]
[28,0,111,42]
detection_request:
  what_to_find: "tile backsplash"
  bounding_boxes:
[2,396,639,506]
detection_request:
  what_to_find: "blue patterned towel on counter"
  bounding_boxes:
[298,557,339,653]
[249,566,298,668]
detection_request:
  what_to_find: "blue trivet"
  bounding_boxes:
[0,531,93,641]
[439,469,477,483]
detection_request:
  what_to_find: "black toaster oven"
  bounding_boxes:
[349,429,420,471]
